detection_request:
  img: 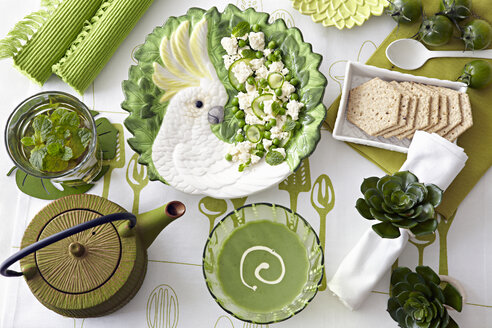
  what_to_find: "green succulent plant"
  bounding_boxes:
[355,171,443,239]
[388,266,462,328]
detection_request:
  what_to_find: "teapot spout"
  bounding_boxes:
[135,201,186,249]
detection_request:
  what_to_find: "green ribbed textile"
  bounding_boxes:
[13,0,103,85]
[53,0,154,94]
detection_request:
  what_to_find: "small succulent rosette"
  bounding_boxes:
[388,266,463,328]
[355,171,443,239]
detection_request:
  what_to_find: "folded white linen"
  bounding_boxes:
[327,131,468,310]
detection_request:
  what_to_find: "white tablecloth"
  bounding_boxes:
[0,0,491,327]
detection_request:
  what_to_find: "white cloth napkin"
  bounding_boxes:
[327,131,468,310]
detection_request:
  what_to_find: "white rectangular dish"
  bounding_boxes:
[332,61,468,153]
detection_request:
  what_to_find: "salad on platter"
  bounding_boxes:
[122,5,327,198]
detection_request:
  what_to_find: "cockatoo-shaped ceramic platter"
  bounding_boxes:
[122,5,327,198]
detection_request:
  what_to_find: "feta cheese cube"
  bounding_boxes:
[264,48,272,57]
[281,81,295,98]
[263,100,274,116]
[250,58,265,71]
[250,154,261,165]
[237,92,249,110]
[262,138,273,151]
[255,65,269,79]
[268,61,284,73]
[223,54,241,69]
[287,100,304,121]
[281,67,289,75]
[232,61,253,84]
[249,32,265,51]
[275,147,286,158]
[221,37,238,55]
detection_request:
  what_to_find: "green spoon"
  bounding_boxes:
[199,197,228,233]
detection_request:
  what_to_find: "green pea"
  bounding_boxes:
[259,102,265,110]
[268,41,276,49]
[255,150,265,158]
[290,78,299,86]
[255,51,263,58]
[290,93,299,101]
[225,153,232,161]
[235,110,245,119]
[238,164,245,172]
[238,120,246,128]
[268,53,276,62]
[235,134,244,142]
[264,131,271,139]
[231,97,239,106]
[278,107,286,115]
[240,84,247,92]
[252,24,261,32]
[265,60,272,67]
[238,39,247,48]
[259,78,268,87]
[256,143,264,151]
[258,88,263,95]
[285,73,292,81]
[269,118,277,126]
[296,121,302,130]
[247,76,256,85]
[282,102,288,109]
[231,106,239,113]
[265,122,272,130]
[275,88,283,97]
[274,49,281,57]
[272,138,280,146]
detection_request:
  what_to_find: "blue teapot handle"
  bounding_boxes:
[0,212,136,277]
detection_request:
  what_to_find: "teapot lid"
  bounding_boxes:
[20,194,146,317]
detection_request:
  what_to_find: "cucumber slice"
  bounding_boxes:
[267,72,284,89]
[251,93,273,119]
[246,125,263,143]
[228,58,251,91]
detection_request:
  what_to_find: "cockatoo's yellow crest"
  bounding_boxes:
[152,17,213,102]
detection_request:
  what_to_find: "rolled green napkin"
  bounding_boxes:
[0,0,153,93]
[53,0,153,94]
[8,0,103,84]
[325,0,492,219]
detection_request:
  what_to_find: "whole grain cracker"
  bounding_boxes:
[399,82,431,139]
[431,86,463,138]
[443,93,473,141]
[410,83,442,132]
[346,78,401,136]
[383,81,417,139]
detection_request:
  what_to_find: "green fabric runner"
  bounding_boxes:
[325,0,492,219]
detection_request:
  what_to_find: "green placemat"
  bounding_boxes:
[325,0,492,219]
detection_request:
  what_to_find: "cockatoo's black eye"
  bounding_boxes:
[195,100,203,108]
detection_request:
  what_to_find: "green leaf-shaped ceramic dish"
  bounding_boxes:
[292,0,389,30]
[122,4,327,198]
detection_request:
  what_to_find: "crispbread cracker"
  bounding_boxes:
[410,83,441,132]
[399,82,431,139]
[431,86,462,138]
[376,91,410,136]
[444,93,473,141]
[382,81,416,138]
[346,78,401,136]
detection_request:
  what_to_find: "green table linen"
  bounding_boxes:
[325,0,492,219]
[53,0,153,94]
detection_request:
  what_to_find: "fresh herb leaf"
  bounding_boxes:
[232,22,250,37]
[283,117,297,132]
[46,142,62,155]
[78,128,92,148]
[60,111,80,127]
[271,101,282,116]
[51,107,67,123]
[265,150,285,166]
[32,115,52,141]
[29,147,47,170]
[61,146,73,161]
[241,49,256,59]
[44,154,68,172]
[21,137,34,146]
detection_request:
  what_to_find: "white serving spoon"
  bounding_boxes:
[386,38,492,70]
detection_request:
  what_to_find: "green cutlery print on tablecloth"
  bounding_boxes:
[102,124,126,199]
[72,318,85,328]
[230,197,248,210]
[268,9,295,27]
[199,197,228,233]
[409,233,436,266]
[235,0,263,11]
[279,158,311,213]
[214,315,235,328]
[310,174,335,291]
[147,284,179,328]
[126,152,149,213]
[437,211,457,275]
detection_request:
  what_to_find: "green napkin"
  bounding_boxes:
[325,0,492,219]
[1,0,153,93]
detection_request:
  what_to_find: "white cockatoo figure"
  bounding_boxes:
[151,17,290,198]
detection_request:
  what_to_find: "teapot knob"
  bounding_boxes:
[69,242,86,258]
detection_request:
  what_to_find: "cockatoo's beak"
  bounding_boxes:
[208,106,224,124]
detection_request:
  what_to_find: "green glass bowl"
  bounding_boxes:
[202,203,324,324]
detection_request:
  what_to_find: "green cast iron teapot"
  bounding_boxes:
[0,194,185,318]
